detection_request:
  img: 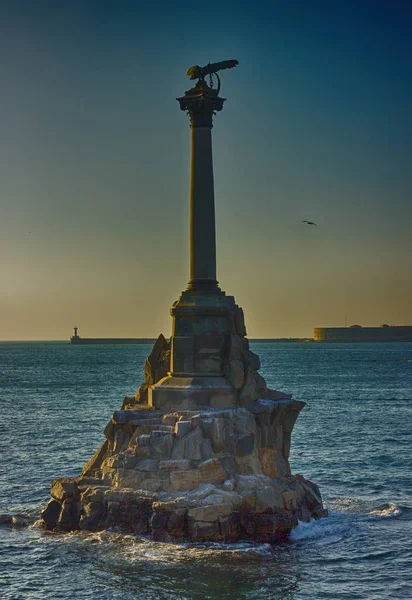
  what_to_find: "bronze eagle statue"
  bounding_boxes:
[186,60,239,81]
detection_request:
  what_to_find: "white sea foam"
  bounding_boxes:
[367,502,402,519]
[197,541,273,555]
[326,497,403,520]
[290,516,349,542]
[326,496,367,513]
[73,530,275,564]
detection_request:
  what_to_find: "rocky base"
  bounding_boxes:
[40,400,327,542]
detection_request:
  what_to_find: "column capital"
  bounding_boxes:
[177,80,225,128]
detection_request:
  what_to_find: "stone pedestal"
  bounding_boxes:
[148,376,237,411]
[149,289,243,410]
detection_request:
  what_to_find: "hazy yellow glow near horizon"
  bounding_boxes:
[1,2,411,340]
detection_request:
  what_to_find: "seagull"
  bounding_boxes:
[302,220,317,226]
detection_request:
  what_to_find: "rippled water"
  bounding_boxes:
[1,341,411,599]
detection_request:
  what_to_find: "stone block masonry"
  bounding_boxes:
[41,379,327,541]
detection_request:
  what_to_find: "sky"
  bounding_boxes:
[1,0,411,340]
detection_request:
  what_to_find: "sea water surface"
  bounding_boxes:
[0,341,411,599]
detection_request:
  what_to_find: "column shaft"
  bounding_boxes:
[189,126,217,288]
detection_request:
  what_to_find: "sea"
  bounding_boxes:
[1,341,411,600]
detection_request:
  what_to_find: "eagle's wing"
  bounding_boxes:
[202,60,238,76]
[187,60,239,79]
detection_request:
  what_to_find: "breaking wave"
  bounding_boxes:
[367,502,402,518]
[290,515,350,542]
[290,498,402,543]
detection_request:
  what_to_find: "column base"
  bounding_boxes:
[148,375,238,412]
[186,278,220,292]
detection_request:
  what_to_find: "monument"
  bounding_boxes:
[150,59,246,412]
[40,61,327,542]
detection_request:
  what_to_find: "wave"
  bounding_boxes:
[326,497,402,518]
[0,511,37,528]
[93,531,275,560]
[290,498,403,543]
[367,502,402,519]
[49,529,277,567]
[290,515,350,542]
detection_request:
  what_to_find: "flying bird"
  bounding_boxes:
[302,220,317,226]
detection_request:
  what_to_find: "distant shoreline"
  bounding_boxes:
[2,338,412,344]
[0,338,315,344]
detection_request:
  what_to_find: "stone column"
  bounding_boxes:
[148,80,238,412]
[178,80,224,291]
[189,126,216,287]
